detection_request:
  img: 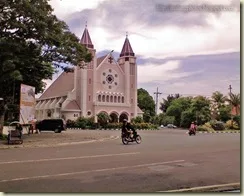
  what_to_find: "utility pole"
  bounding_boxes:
[228,84,232,95]
[154,87,162,115]
[228,84,234,127]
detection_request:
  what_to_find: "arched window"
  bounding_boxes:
[114,96,117,103]
[118,96,121,103]
[98,95,101,102]
[122,96,124,103]
[110,96,113,102]
[106,95,109,102]
[102,95,105,102]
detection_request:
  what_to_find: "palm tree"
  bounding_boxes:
[211,91,227,108]
[227,93,240,115]
[211,91,228,120]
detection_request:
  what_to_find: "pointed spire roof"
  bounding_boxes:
[80,22,94,49]
[120,32,135,57]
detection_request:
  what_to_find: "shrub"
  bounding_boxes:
[233,115,240,127]
[197,125,215,132]
[209,120,225,131]
[225,120,239,130]
[66,119,76,128]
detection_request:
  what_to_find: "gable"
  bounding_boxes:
[39,72,75,100]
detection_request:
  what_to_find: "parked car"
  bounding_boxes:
[167,124,177,129]
[160,125,165,128]
[36,119,66,133]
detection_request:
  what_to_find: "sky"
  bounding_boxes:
[43,0,240,109]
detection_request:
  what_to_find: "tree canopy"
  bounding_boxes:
[137,88,155,122]
[0,0,92,132]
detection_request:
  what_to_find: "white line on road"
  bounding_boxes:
[0,160,185,183]
[0,152,140,165]
[158,182,240,192]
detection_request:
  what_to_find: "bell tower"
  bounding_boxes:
[118,33,137,119]
[75,22,96,117]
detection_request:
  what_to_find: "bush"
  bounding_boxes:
[225,120,239,130]
[197,125,215,132]
[233,115,240,127]
[209,120,225,131]
[0,134,8,140]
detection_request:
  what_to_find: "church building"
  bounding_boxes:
[35,25,143,123]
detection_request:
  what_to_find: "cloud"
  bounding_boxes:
[44,0,240,100]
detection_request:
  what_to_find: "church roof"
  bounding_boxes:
[80,27,94,49]
[97,55,107,67]
[120,35,135,57]
[39,72,74,100]
[63,100,81,111]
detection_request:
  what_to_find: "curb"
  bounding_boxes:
[0,135,119,150]
[197,131,240,134]
[67,128,159,131]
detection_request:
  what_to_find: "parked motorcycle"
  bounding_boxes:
[121,131,141,145]
[188,128,196,136]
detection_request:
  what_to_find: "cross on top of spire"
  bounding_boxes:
[120,32,135,57]
[80,21,94,49]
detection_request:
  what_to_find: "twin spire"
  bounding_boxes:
[80,23,134,57]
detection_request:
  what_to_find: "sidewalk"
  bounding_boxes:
[0,129,117,149]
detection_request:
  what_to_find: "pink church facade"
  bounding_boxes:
[35,26,143,122]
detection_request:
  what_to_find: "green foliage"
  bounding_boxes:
[0,134,8,140]
[131,116,144,123]
[218,105,231,122]
[233,115,240,127]
[166,97,192,126]
[137,88,156,120]
[97,113,111,128]
[0,0,92,128]
[161,115,175,126]
[160,94,181,113]
[180,109,195,128]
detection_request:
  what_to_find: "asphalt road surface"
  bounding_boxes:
[0,129,240,193]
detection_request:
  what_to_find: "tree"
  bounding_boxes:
[180,109,195,128]
[137,88,155,122]
[159,94,180,113]
[166,97,192,126]
[218,105,231,122]
[0,0,92,134]
[191,96,211,125]
[227,93,240,115]
[97,113,111,128]
[211,91,227,120]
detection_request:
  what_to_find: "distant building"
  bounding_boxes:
[35,25,143,122]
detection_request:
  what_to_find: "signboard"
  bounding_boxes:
[19,84,36,124]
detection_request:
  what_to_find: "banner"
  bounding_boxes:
[19,84,36,124]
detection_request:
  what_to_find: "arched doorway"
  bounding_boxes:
[110,112,119,123]
[119,112,128,122]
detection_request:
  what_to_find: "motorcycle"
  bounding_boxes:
[188,128,196,136]
[121,131,141,145]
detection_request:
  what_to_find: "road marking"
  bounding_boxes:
[158,182,240,192]
[0,152,140,165]
[0,160,185,183]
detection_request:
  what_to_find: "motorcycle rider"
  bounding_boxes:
[122,119,135,139]
[189,121,197,133]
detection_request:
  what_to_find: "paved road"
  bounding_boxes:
[0,129,240,192]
